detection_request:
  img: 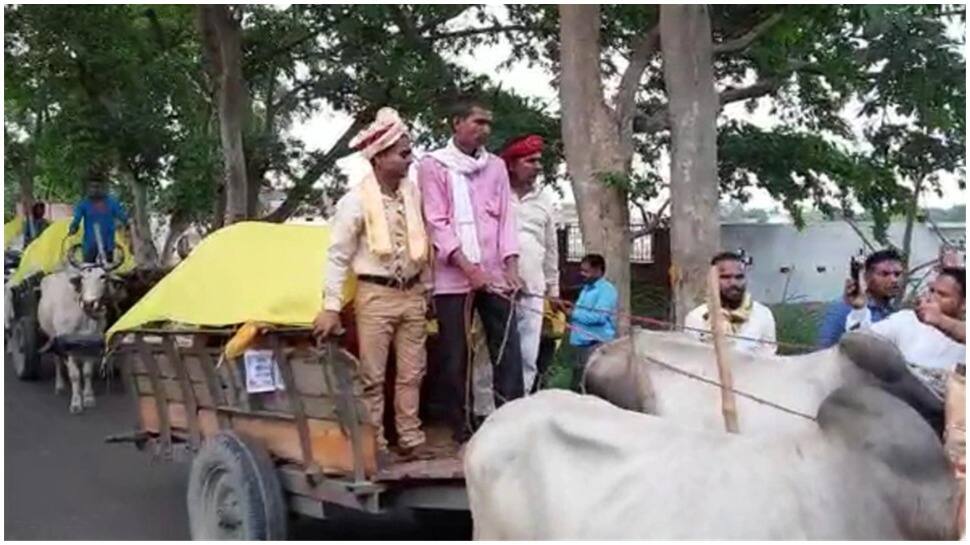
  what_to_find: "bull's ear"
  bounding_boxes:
[70,275,82,292]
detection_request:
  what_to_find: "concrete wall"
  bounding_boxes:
[722,221,965,304]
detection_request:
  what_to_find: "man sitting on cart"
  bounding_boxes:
[68,172,130,265]
[314,107,432,461]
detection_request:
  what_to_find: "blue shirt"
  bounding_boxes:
[817,299,895,348]
[569,277,618,347]
[70,196,128,253]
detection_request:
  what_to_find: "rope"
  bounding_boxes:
[493,290,818,423]
[514,289,819,353]
[463,288,520,433]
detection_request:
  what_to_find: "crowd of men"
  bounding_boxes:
[13,93,959,465]
[308,96,966,463]
[311,98,622,460]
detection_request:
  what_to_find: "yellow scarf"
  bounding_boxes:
[360,172,428,263]
[704,292,753,334]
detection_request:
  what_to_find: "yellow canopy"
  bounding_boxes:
[107,221,355,338]
[5,217,23,248]
[9,218,136,285]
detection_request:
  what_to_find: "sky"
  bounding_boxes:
[289,7,966,216]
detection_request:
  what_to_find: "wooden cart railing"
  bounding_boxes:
[111,328,388,514]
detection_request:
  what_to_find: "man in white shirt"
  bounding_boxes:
[684,251,777,355]
[499,134,560,392]
[470,134,560,420]
[849,267,965,397]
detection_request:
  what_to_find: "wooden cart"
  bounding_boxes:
[108,327,467,540]
[6,272,45,380]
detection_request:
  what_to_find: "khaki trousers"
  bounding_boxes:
[354,282,428,450]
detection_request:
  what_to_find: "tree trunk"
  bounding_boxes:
[122,170,160,268]
[896,176,924,306]
[558,4,632,330]
[160,212,189,267]
[661,5,720,325]
[199,5,249,225]
[19,106,44,226]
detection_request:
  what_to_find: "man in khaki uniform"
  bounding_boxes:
[313,107,430,458]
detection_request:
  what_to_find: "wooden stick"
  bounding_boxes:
[707,265,740,433]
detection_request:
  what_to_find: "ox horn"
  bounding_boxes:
[66,243,85,270]
[105,244,126,272]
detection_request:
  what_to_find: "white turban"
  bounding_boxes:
[349,107,409,160]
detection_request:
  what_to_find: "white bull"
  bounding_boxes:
[38,262,117,414]
[465,387,960,540]
[581,328,944,435]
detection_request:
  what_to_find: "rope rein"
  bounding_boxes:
[515,289,820,353]
[492,290,818,422]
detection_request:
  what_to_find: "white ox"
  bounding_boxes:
[580,328,944,435]
[38,261,118,414]
[465,387,961,539]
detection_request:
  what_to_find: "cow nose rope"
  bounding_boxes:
[490,289,818,423]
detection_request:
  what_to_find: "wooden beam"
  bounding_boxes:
[706,265,740,433]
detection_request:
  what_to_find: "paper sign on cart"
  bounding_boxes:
[244,349,284,393]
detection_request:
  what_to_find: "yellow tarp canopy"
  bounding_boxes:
[107,221,354,338]
[5,217,23,249]
[9,218,136,285]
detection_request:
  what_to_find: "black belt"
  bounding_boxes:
[358,274,421,290]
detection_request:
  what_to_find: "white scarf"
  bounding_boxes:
[429,139,489,264]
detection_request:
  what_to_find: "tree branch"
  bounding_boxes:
[261,116,367,223]
[417,5,474,33]
[713,11,785,55]
[630,197,670,240]
[843,216,877,252]
[633,60,817,134]
[428,23,538,41]
[718,77,785,106]
[614,25,661,127]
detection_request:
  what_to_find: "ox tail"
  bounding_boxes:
[38,337,55,354]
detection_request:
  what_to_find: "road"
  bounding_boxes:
[4,356,471,540]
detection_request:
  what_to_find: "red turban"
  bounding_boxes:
[500,134,544,166]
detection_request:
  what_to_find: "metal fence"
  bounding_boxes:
[563,223,654,263]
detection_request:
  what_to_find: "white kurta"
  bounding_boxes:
[511,186,559,392]
[850,309,965,370]
[684,300,778,355]
[473,185,560,414]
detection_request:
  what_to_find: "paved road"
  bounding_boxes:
[4,356,471,540]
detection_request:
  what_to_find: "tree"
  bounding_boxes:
[661,5,720,324]
[513,5,964,321]
[558,5,635,328]
[198,6,249,224]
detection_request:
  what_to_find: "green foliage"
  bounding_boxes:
[771,302,825,355]
[4,5,217,226]
[507,5,965,238]
[6,4,962,238]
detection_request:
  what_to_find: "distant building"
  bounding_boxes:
[723,221,964,304]
[560,217,964,305]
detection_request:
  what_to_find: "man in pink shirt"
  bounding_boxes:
[418,97,525,443]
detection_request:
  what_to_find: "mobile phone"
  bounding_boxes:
[848,253,864,298]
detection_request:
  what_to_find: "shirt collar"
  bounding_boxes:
[584,277,603,290]
[867,297,895,312]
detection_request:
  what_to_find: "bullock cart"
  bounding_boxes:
[108,326,467,540]
[5,218,141,380]
[103,222,468,539]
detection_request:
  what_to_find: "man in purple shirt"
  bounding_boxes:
[418,97,525,443]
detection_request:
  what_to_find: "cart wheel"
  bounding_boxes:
[10,316,41,381]
[187,431,288,540]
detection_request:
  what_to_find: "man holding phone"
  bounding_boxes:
[817,249,904,348]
